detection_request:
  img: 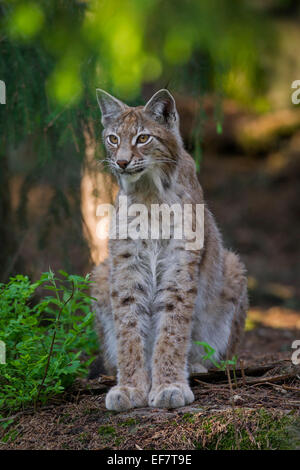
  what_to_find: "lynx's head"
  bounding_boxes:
[96,89,183,192]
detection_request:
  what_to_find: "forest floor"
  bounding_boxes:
[1,307,300,450]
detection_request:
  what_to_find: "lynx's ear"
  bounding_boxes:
[144,89,178,128]
[96,89,127,126]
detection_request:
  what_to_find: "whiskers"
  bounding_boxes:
[97,155,177,176]
[151,158,177,166]
[97,158,114,166]
[127,161,146,173]
[97,158,117,172]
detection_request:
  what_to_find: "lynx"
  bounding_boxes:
[91,89,248,411]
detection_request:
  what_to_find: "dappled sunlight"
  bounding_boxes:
[2,0,274,105]
[247,307,300,330]
[7,1,44,40]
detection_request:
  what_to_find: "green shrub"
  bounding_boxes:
[0,270,98,415]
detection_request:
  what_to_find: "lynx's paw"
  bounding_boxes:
[149,383,194,409]
[189,363,208,374]
[105,385,148,411]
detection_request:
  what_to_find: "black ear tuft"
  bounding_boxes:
[96,89,127,126]
[144,89,178,127]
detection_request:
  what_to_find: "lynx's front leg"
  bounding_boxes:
[105,244,150,411]
[149,247,200,408]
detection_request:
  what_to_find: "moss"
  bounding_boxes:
[97,424,127,447]
[182,412,196,423]
[119,417,138,427]
[98,424,116,437]
[114,437,125,446]
[194,409,300,450]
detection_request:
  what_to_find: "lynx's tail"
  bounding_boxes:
[223,250,248,358]
[90,258,117,376]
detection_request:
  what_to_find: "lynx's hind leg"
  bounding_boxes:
[91,259,117,375]
[189,250,248,372]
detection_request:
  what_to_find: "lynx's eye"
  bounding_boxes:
[136,134,150,144]
[107,134,118,145]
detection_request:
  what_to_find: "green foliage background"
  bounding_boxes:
[0,0,275,158]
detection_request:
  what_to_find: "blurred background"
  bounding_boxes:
[0,0,300,351]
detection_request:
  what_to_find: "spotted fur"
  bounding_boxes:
[91,89,248,410]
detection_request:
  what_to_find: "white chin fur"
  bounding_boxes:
[119,171,145,192]
[121,172,144,183]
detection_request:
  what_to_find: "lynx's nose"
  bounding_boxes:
[116,160,128,169]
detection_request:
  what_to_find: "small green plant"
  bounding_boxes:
[0,270,98,418]
[194,341,237,371]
